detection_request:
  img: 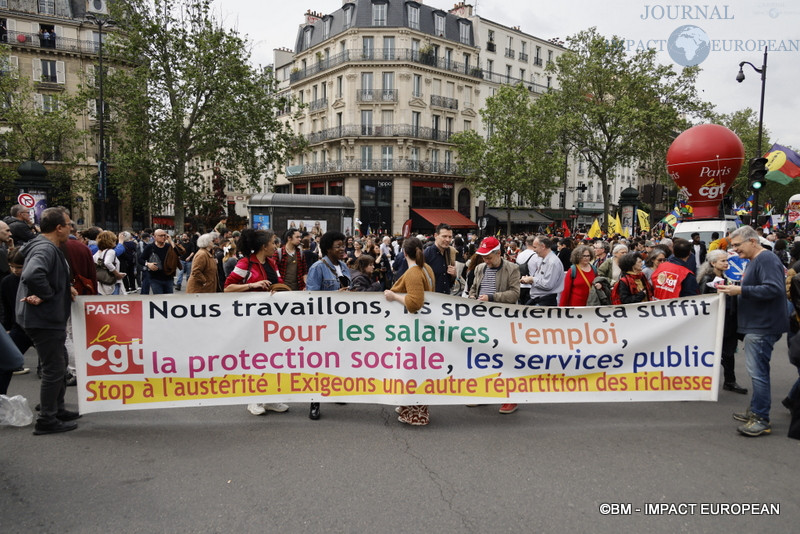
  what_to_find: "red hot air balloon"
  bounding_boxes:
[666,124,745,219]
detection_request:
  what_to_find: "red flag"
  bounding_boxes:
[402,219,413,238]
[561,220,571,238]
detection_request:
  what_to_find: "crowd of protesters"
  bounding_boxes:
[1,205,798,438]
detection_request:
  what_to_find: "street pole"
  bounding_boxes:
[87,14,115,228]
[737,47,768,225]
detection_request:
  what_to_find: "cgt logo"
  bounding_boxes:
[698,178,726,200]
[84,301,145,375]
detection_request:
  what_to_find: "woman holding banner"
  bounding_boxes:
[385,237,435,426]
[224,229,289,417]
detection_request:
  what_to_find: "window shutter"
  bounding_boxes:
[86,64,95,87]
[56,61,65,84]
[5,19,16,32]
[9,56,18,78]
[32,58,42,81]
[34,93,43,111]
[88,99,97,119]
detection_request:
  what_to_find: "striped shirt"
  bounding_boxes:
[479,266,499,298]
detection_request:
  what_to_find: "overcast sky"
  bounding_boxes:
[213,0,799,152]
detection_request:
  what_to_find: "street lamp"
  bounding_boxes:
[85,13,116,227]
[736,46,768,224]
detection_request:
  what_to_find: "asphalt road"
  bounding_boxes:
[3,340,798,533]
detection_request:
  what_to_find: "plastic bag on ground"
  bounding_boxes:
[0,394,35,427]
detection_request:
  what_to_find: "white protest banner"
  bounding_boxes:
[71,293,724,414]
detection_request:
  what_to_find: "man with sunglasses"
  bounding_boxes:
[718,225,789,437]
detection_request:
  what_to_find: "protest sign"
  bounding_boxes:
[72,293,724,413]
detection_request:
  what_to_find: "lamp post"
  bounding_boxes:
[86,13,115,227]
[736,46,768,224]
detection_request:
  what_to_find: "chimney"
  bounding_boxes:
[305,10,322,25]
[449,2,473,17]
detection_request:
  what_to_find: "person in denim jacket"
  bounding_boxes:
[305,230,351,420]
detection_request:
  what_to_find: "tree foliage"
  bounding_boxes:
[451,83,562,234]
[542,28,713,232]
[106,0,305,231]
[0,45,90,210]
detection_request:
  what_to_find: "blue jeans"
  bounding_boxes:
[149,278,174,294]
[743,333,782,420]
[176,260,191,287]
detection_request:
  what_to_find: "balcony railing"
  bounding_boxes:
[480,71,549,94]
[430,94,458,110]
[289,48,484,83]
[356,89,398,102]
[286,159,461,176]
[308,98,328,111]
[533,57,543,67]
[4,30,101,55]
[305,124,456,144]
[519,52,529,62]
[486,42,496,52]
[505,48,515,59]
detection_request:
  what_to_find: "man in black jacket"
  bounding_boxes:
[4,204,37,247]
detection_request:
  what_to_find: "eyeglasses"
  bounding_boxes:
[729,240,744,248]
[581,254,592,258]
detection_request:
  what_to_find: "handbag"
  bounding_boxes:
[95,250,116,285]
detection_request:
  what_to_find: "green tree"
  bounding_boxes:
[0,46,90,210]
[542,28,712,232]
[106,0,305,231]
[451,83,561,235]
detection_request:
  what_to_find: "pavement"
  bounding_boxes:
[2,338,799,533]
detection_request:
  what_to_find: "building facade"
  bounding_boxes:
[0,0,127,229]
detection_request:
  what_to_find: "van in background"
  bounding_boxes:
[673,219,739,245]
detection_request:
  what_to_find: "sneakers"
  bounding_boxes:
[738,416,771,437]
[499,403,518,414]
[12,367,30,375]
[33,419,78,435]
[247,403,289,415]
[732,409,755,422]
[247,403,266,415]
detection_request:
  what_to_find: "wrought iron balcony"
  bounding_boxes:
[286,159,461,176]
[533,57,543,67]
[519,52,529,62]
[305,124,455,144]
[5,30,101,55]
[356,89,398,102]
[308,98,328,112]
[430,94,458,110]
[505,48,515,59]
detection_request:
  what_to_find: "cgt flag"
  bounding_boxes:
[765,144,800,185]
[587,218,602,238]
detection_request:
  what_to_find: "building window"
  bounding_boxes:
[535,46,542,66]
[38,0,54,15]
[411,111,421,136]
[547,76,552,88]
[41,93,58,113]
[372,3,387,26]
[412,74,422,98]
[445,150,453,173]
[463,53,471,71]
[361,146,373,170]
[412,181,453,208]
[323,18,331,40]
[411,39,420,60]
[361,110,373,135]
[40,59,58,83]
[459,22,470,45]
[435,14,445,36]
[431,149,440,170]
[344,7,353,28]
[548,50,554,65]
[304,28,312,49]
[488,30,495,42]
[329,180,343,196]
[520,68,526,80]
[487,59,493,74]
[463,120,471,131]
[408,5,419,29]
[336,76,343,98]
[362,36,374,59]
[409,147,420,171]
[383,36,395,60]
[381,146,393,170]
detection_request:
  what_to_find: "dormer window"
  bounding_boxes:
[435,14,445,36]
[323,17,331,40]
[408,5,419,29]
[344,5,353,29]
[38,0,54,15]
[459,21,470,45]
[304,27,312,49]
[372,2,387,27]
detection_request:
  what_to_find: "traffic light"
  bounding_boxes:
[748,157,767,191]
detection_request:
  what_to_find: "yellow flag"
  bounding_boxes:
[637,209,650,232]
[606,214,618,235]
[588,218,602,238]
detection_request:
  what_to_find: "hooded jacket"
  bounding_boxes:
[15,235,72,330]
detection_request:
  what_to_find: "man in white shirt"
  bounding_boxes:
[516,235,536,305]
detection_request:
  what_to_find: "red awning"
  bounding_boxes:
[411,209,476,229]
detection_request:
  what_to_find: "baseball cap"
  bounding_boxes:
[476,236,501,255]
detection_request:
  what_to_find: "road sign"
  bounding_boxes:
[17,193,35,209]
[725,255,749,282]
